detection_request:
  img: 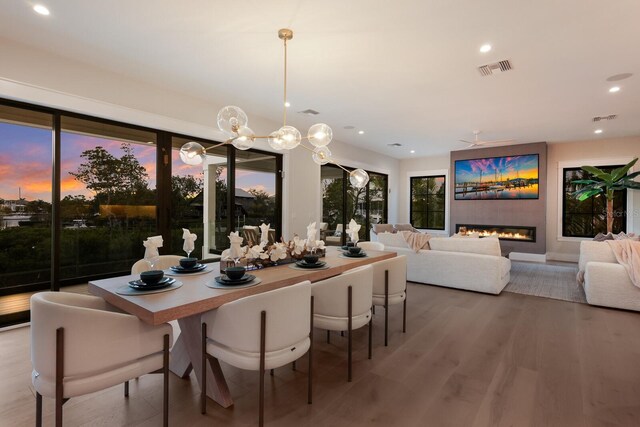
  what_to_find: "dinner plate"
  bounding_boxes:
[128,277,175,290]
[342,252,367,258]
[295,260,327,269]
[214,274,256,285]
[169,263,207,273]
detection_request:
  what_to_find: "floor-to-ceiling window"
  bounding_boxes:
[0,105,53,295]
[60,117,159,279]
[0,97,283,325]
[321,164,388,244]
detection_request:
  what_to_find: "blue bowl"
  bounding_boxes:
[140,270,164,285]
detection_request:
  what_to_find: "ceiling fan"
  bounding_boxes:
[458,130,515,147]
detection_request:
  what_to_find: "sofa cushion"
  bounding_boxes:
[429,237,501,257]
[394,224,418,232]
[377,232,410,249]
[372,224,395,234]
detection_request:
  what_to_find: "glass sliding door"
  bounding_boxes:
[321,165,388,244]
[0,105,53,294]
[60,116,158,279]
[234,149,281,246]
[321,165,345,246]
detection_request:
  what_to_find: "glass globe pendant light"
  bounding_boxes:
[180,28,369,189]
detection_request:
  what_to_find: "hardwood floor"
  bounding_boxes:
[2,282,640,426]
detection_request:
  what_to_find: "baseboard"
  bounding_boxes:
[508,252,547,263]
[546,252,580,263]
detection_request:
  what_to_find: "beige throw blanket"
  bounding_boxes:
[606,240,640,288]
[400,231,431,252]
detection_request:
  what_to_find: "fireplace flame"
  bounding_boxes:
[463,228,532,241]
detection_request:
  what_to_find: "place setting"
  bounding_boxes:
[117,269,183,295]
[340,246,368,259]
[207,265,262,290]
[165,229,214,276]
[289,253,330,270]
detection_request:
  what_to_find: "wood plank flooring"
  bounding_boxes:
[2,282,640,426]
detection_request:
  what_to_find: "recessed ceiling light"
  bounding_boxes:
[594,129,603,134]
[480,44,492,53]
[609,86,620,93]
[33,4,50,15]
[410,150,415,154]
[284,101,290,107]
[358,130,364,135]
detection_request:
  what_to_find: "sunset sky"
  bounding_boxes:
[0,122,275,202]
[455,154,539,184]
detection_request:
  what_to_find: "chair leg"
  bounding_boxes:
[308,296,314,405]
[373,305,376,315]
[270,369,274,376]
[403,290,407,334]
[35,392,42,427]
[384,270,389,347]
[348,285,353,382]
[124,381,129,397]
[292,361,296,371]
[163,334,169,427]
[327,329,330,344]
[368,308,373,360]
[201,323,207,415]
[259,311,267,427]
[55,327,64,427]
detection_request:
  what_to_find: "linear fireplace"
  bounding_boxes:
[456,224,536,242]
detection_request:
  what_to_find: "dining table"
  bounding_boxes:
[88,247,396,408]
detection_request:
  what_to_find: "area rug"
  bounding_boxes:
[504,261,587,304]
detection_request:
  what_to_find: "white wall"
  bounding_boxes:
[397,154,449,226]
[0,37,399,240]
[398,138,640,261]
[546,137,640,262]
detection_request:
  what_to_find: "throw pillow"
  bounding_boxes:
[593,232,615,241]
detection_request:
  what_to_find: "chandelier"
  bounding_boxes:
[179,28,370,189]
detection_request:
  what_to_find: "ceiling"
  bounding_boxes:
[1,0,639,159]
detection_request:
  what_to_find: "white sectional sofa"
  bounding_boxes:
[376,233,511,294]
[579,240,640,311]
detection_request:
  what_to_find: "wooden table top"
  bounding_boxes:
[88,247,396,325]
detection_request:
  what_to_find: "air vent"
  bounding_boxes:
[592,114,617,122]
[298,109,319,116]
[478,59,513,76]
[387,143,402,147]
[343,125,355,130]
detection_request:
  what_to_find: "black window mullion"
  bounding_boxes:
[51,112,61,291]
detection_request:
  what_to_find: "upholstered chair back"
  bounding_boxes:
[357,241,385,251]
[370,256,407,296]
[31,292,172,383]
[204,281,311,354]
[312,265,373,319]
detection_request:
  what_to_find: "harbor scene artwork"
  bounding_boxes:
[455,154,539,200]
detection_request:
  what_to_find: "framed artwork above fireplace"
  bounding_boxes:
[454,154,539,200]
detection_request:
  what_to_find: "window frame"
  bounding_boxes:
[407,169,449,233]
[409,174,446,231]
[557,158,635,241]
[0,97,283,297]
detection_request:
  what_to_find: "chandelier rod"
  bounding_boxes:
[283,35,288,126]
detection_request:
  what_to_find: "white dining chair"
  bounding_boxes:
[31,292,172,427]
[311,265,373,382]
[131,255,183,274]
[370,255,407,346]
[357,241,385,251]
[200,281,313,426]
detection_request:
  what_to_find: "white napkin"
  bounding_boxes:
[306,222,317,244]
[143,235,163,267]
[260,223,270,245]
[228,231,244,259]
[347,219,361,243]
[182,228,197,255]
